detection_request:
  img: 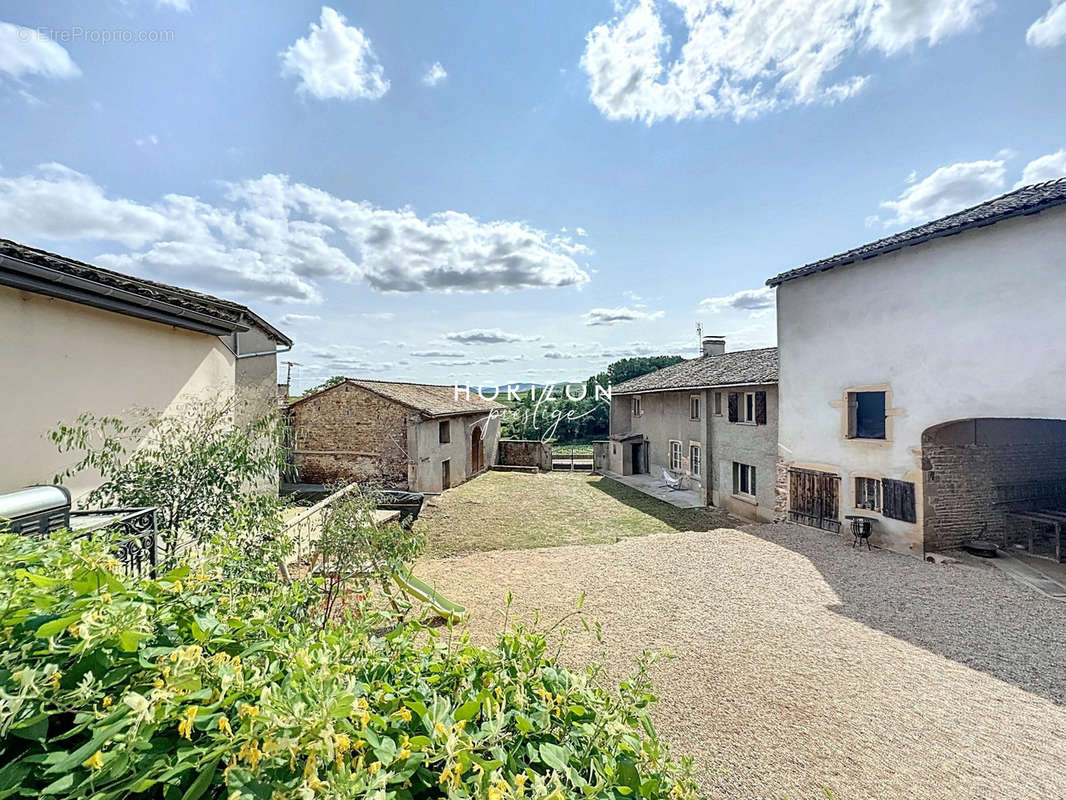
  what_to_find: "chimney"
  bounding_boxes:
[701,336,725,357]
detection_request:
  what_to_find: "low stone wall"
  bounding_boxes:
[498,439,552,471]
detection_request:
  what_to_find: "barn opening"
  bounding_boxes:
[922,418,1066,561]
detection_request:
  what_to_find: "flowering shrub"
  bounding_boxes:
[0,533,698,799]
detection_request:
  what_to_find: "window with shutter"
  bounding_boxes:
[882,478,916,523]
[727,392,739,422]
[754,391,767,425]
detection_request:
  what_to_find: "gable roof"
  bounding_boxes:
[612,347,778,395]
[767,177,1066,287]
[290,378,505,417]
[0,238,292,345]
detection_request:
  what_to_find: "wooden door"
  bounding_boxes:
[471,426,483,473]
[441,459,451,490]
[787,468,841,533]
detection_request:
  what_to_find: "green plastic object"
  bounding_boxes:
[392,568,468,623]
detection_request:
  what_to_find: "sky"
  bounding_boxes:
[2,0,1065,393]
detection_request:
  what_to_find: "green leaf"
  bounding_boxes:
[180,757,220,800]
[539,742,570,772]
[454,699,480,722]
[44,716,129,775]
[34,614,80,639]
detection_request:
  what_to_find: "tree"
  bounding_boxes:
[51,397,288,552]
[300,375,346,398]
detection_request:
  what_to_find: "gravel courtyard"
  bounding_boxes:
[416,521,1066,799]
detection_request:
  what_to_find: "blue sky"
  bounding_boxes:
[2,0,1065,392]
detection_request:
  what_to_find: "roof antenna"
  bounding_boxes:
[695,322,703,355]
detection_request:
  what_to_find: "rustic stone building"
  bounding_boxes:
[287,379,503,493]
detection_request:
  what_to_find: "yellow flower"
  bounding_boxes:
[101,592,112,604]
[178,706,198,739]
[397,747,411,760]
[82,751,104,771]
[433,722,447,737]
[488,785,503,800]
[368,761,381,776]
[514,774,527,788]
[238,739,263,770]
[48,671,62,690]
[392,707,412,723]
[334,733,351,753]
[356,696,369,711]
[439,766,453,785]
[101,696,113,709]
[238,703,259,718]
[218,716,233,736]
[358,710,371,729]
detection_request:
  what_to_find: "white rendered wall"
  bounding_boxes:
[775,205,1066,554]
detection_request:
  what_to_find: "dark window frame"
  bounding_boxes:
[438,419,451,444]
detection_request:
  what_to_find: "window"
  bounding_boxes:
[690,394,701,420]
[689,443,701,476]
[847,391,887,439]
[733,462,756,497]
[714,391,722,416]
[855,477,882,511]
[438,420,451,444]
[632,396,643,416]
[669,440,682,471]
[728,391,767,425]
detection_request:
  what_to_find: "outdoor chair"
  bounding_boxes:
[660,470,684,491]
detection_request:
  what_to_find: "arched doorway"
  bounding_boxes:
[922,418,1066,560]
[471,425,484,474]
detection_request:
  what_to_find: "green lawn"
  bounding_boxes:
[415,470,734,558]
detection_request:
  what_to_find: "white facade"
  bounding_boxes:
[775,204,1066,555]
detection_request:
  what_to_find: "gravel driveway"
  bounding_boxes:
[416,522,1066,799]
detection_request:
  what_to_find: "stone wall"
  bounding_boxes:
[289,383,411,488]
[922,418,1066,552]
[498,439,552,470]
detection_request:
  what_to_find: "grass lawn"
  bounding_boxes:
[415,470,732,557]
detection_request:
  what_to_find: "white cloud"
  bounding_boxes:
[157,0,191,10]
[699,286,775,314]
[1027,1,1066,47]
[422,61,447,86]
[135,134,159,148]
[0,163,591,302]
[280,7,389,101]
[582,306,665,326]
[411,350,466,358]
[0,21,81,81]
[879,158,1007,227]
[575,227,588,236]
[580,0,991,123]
[1018,149,1066,185]
[279,313,321,324]
[445,328,540,344]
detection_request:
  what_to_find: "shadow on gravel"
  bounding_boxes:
[738,521,1066,707]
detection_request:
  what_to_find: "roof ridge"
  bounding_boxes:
[767,177,1066,287]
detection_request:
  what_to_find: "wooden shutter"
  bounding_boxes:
[727,392,739,422]
[754,391,767,425]
[882,478,916,523]
[846,393,858,438]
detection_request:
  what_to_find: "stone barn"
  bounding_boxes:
[287,379,503,493]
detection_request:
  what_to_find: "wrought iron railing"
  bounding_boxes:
[70,507,160,578]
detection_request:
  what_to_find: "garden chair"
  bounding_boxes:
[660,470,684,491]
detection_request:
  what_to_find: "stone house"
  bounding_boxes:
[607,337,781,522]
[287,379,503,493]
[0,238,291,499]
[768,177,1066,558]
